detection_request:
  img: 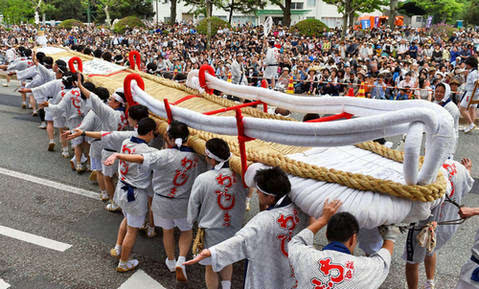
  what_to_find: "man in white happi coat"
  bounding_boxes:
[187,138,247,289]
[41,79,95,172]
[455,206,479,289]
[184,166,309,289]
[104,121,206,281]
[459,56,479,133]
[288,201,399,289]
[20,60,68,153]
[103,118,158,272]
[404,158,474,289]
[433,83,460,159]
[263,40,280,89]
[77,80,129,211]
[230,53,247,86]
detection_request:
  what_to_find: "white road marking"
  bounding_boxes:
[118,269,166,289]
[0,225,71,252]
[0,279,10,289]
[0,167,99,200]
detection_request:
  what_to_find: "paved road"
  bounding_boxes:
[0,82,479,289]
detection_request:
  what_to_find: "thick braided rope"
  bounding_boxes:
[62,49,446,201]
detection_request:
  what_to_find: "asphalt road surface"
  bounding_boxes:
[1,82,479,289]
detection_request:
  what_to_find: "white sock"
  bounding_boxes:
[115,244,121,252]
[246,197,251,203]
[177,256,186,266]
[469,123,475,129]
[119,260,127,266]
[221,281,231,289]
[426,279,435,285]
[49,139,55,144]
[62,147,68,152]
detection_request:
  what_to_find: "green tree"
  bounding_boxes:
[323,0,387,38]
[218,0,266,24]
[169,0,178,25]
[463,0,479,26]
[270,0,292,27]
[0,0,34,24]
[405,0,464,24]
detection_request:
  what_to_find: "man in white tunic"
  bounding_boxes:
[104,121,206,281]
[288,201,398,289]
[263,40,280,88]
[184,166,309,289]
[77,80,129,211]
[459,56,479,133]
[404,158,474,289]
[455,206,479,289]
[187,138,247,289]
[433,83,460,159]
[104,118,157,272]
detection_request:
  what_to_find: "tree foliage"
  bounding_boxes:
[293,19,328,37]
[323,0,386,37]
[398,1,427,16]
[404,0,464,24]
[218,0,266,23]
[270,0,292,27]
[112,15,145,33]
[0,0,34,24]
[58,18,85,29]
[464,0,479,26]
[196,16,230,35]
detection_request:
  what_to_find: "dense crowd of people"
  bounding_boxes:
[1,21,479,289]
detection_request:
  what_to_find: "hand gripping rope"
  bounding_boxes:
[68,57,83,73]
[129,51,142,71]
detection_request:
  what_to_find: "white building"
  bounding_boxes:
[153,0,356,28]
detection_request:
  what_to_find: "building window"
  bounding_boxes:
[291,2,304,9]
[307,0,316,7]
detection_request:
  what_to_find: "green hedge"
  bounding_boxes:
[196,17,231,36]
[58,19,84,30]
[113,16,145,34]
[293,18,328,37]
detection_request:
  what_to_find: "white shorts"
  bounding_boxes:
[456,280,478,289]
[90,157,102,171]
[153,215,192,231]
[45,110,53,121]
[461,93,479,108]
[53,116,66,128]
[101,149,118,177]
[70,135,85,147]
[123,210,146,228]
[199,257,212,266]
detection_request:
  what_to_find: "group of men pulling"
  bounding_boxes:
[2,42,479,289]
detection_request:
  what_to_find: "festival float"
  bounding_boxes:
[38,46,455,229]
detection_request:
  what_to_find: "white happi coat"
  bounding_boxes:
[142,147,206,219]
[457,229,479,288]
[288,229,391,289]
[78,111,103,160]
[263,47,279,79]
[26,64,55,89]
[32,79,64,103]
[209,201,308,289]
[88,92,128,134]
[101,130,137,153]
[16,65,38,81]
[401,159,474,263]
[7,57,33,72]
[46,88,90,129]
[113,136,155,216]
[187,168,247,248]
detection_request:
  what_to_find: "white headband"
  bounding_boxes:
[256,183,288,206]
[205,148,231,171]
[174,138,183,148]
[111,92,124,105]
